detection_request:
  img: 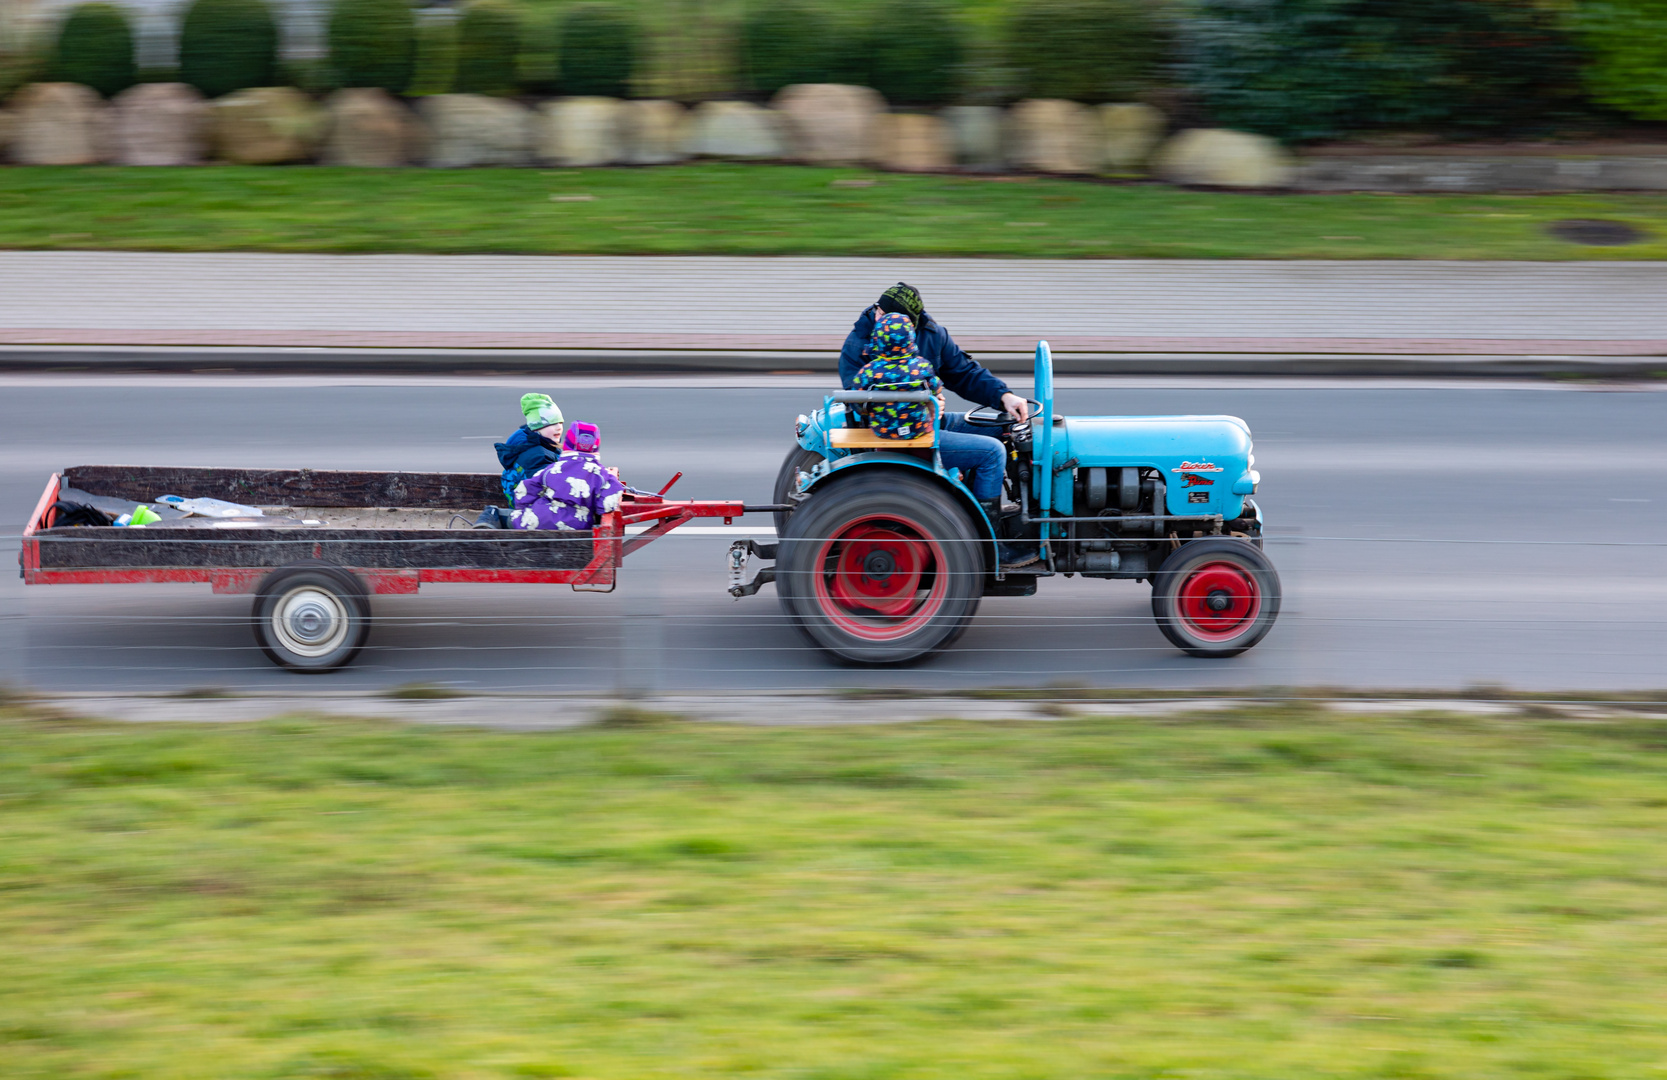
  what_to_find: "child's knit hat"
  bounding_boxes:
[521,393,564,431]
[563,422,601,453]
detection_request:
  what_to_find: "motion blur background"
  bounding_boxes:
[4,2,1667,1078]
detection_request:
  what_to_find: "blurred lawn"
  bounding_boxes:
[3,163,1667,258]
[3,708,1667,1079]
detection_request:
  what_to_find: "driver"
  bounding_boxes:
[839,282,1031,426]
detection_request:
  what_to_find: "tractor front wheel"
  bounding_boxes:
[1151,537,1280,658]
[777,471,983,664]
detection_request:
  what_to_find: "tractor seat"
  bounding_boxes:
[828,427,936,450]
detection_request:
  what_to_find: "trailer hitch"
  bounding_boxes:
[727,538,778,598]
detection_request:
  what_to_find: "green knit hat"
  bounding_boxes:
[520,393,564,431]
[878,282,924,329]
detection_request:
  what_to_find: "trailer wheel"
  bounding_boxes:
[778,470,982,664]
[1151,537,1280,658]
[772,445,823,533]
[252,563,371,672]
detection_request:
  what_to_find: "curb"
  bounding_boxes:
[16,692,1667,728]
[2,345,1664,379]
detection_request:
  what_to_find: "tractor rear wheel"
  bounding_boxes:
[772,444,823,533]
[777,470,983,664]
[1151,537,1280,658]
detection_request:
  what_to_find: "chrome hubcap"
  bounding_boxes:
[271,586,350,659]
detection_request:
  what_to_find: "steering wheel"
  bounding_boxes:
[963,399,1041,428]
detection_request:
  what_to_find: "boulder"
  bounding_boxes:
[877,112,951,173]
[1152,128,1295,189]
[418,94,533,168]
[11,82,109,165]
[771,83,885,165]
[112,83,209,166]
[943,105,1003,171]
[623,99,688,165]
[536,97,628,167]
[1006,99,1101,175]
[1100,102,1163,173]
[685,101,784,159]
[213,87,323,165]
[324,88,419,168]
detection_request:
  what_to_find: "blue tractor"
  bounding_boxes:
[729,342,1280,664]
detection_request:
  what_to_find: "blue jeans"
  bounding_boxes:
[937,412,1006,502]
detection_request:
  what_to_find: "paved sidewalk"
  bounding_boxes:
[7,252,1666,357]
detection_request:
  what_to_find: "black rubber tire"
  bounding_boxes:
[1150,537,1281,658]
[772,444,824,533]
[252,562,371,672]
[777,469,983,665]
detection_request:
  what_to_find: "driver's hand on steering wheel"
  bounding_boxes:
[1001,392,1031,423]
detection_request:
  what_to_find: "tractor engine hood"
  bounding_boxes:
[1053,415,1257,517]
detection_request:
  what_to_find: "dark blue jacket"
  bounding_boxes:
[839,308,1010,410]
[494,425,561,502]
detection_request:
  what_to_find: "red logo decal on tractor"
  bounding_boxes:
[1181,472,1214,487]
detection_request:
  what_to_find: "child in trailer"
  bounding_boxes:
[510,422,626,531]
[494,393,566,504]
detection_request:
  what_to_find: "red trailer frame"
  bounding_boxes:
[21,468,759,597]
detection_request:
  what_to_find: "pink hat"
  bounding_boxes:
[563,422,600,453]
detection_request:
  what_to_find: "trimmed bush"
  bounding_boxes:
[409,15,459,96]
[328,0,416,93]
[867,0,964,106]
[516,9,562,96]
[453,0,520,96]
[558,4,637,98]
[179,0,279,100]
[1182,0,1581,143]
[739,1,832,97]
[1576,0,1667,121]
[49,2,136,98]
[1007,0,1160,104]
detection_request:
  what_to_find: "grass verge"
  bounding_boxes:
[3,707,1666,1078]
[3,163,1667,259]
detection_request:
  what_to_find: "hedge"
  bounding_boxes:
[739,1,833,97]
[328,0,417,93]
[558,4,637,98]
[866,0,965,106]
[409,15,460,96]
[1182,0,1581,143]
[1576,0,1667,122]
[1006,0,1161,104]
[453,0,520,96]
[49,2,137,99]
[179,0,280,100]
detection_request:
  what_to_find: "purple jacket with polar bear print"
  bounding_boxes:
[510,452,625,531]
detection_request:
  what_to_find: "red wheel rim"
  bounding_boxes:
[1175,560,1262,642]
[812,514,948,641]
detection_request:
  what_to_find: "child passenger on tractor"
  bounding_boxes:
[494,393,566,504]
[853,309,1039,569]
[509,422,625,532]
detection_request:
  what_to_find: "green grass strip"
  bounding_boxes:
[3,163,1667,258]
[3,707,1667,1078]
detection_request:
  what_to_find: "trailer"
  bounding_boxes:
[20,464,773,672]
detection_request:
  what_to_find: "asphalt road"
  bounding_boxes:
[3,374,1663,694]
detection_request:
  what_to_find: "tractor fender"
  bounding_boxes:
[800,454,999,571]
